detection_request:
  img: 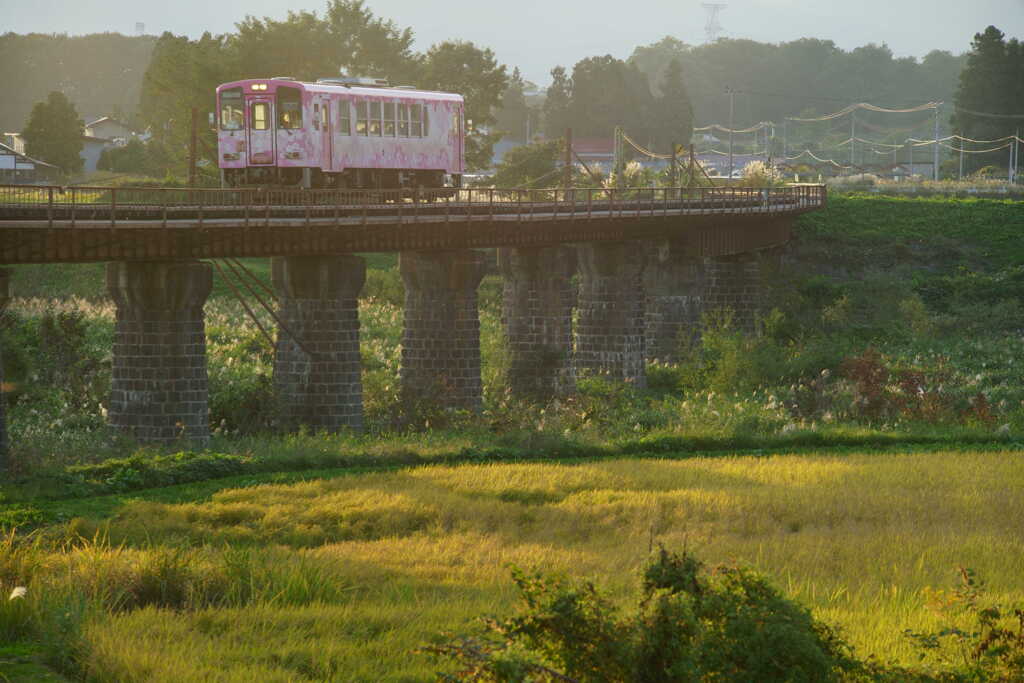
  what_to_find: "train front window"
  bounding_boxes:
[219,88,243,130]
[277,86,302,129]
[251,102,269,131]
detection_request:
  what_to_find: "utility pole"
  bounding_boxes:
[670,141,678,189]
[188,106,198,187]
[563,127,573,191]
[959,142,964,181]
[614,125,624,188]
[782,119,788,159]
[933,104,940,181]
[850,109,856,169]
[726,87,735,178]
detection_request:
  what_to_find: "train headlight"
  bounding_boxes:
[250,83,267,91]
[285,152,302,160]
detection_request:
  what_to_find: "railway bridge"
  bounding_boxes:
[0,183,825,452]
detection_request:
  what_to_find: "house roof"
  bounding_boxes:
[573,138,615,155]
[0,142,59,169]
[85,116,131,129]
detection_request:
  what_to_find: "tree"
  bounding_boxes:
[419,40,508,171]
[567,55,653,141]
[651,58,694,152]
[953,26,1024,174]
[542,66,572,139]
[495,67,530,142]
[21,91,83,174]
[488,139,560,187]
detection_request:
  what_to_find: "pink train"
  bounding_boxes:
[216,77,465,188]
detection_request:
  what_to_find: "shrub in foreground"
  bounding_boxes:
[424,547,862,681]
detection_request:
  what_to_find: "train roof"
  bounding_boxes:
[217,78,463,102]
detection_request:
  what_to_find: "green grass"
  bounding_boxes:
[4,450,1023,680]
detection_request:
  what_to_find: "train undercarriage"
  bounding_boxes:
[221,167,461,190]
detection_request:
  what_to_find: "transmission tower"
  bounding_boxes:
[701,2,727,43]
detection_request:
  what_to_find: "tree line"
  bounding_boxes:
[5,3,1018,179]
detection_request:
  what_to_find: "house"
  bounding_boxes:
[80,135,112,174]
[2,133,25,155]
[573,138,616,173]
[0,142,60,184]
[83,117,143,145]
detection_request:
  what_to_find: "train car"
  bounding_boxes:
[216,76,464,188]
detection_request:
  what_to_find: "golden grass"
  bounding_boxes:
[25,451,1024,680]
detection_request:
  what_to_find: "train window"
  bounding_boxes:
[411,103,422,137]
[313,103,320,130]
[423,107,429,137]
[277,86,302,129]
[369,101,382,136]
[355,101,368,135]
[383,102,396,137]
[251,102,269,131]
[398,103,409,136]
[219,88,243,130]
[339,100,351,135]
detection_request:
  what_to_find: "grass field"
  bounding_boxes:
[3,450,1023,680]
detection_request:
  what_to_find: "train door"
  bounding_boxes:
[247,97,275,165]
[455,104,464,172]
[321,98,333,170]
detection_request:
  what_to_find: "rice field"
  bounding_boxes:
[5,449,1023,680]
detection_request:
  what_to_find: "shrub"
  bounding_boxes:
[423,547,862,681]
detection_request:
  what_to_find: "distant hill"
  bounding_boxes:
[0,32,157,134]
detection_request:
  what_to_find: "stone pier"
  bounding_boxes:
[107,261,212,445]
[704,252,768,334]
[498,246,576,397]
[574,242,647,387]
[272,255,366,432]
[643,241,705,362]
[0,269,10,464]
[399,250,487,410]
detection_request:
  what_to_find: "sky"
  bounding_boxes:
[5,0,1024,84]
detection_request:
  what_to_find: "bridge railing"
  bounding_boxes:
[0,184,825,227]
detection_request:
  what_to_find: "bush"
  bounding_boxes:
[423,547,862,681]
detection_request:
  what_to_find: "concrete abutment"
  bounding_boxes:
[272,255,366,433]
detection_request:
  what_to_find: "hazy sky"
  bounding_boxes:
[6,0,1024,84]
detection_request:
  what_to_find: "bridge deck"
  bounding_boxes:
[0,184,825,264]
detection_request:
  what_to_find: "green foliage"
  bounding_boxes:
[425,547,860,681]
[542,66,572,140]
[420,40,508,171]
[567,55,654,141]
[905,567,1024,681]
[21,91,84,175]
[488,139,561,188]
[650,58,694,152]
[952,26,1024,175]
[0,32,156,137]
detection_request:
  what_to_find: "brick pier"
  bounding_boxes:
[106,261,213,445]
[574,242,647,387]
[272,255,366,432]
[498,246,576,397]
[399,250,487,410]
[644,241,705,361]
[704,252,768,334]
